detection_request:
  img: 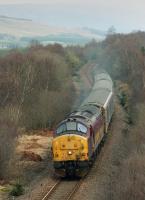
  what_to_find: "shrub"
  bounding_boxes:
[9,183,24,196]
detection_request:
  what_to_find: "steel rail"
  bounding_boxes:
[65,179,84,200]
[41,180,60,200]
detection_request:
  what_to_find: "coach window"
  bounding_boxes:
[77,123,87,133]
[66,122,77,131]
[56,123,66,134]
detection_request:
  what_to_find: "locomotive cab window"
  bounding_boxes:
[56,122,87,135]
[56,123,66,134]
[66,122,77,131]
[77,123,87,133]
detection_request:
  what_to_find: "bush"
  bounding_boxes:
[10,183,24,196]
[118,83,131,110]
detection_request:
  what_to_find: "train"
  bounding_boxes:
[52,70,114,177]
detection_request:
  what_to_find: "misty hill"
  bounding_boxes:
[0,16,106,48]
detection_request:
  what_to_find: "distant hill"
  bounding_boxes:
[0,16,106,48]
[0,15,32,22]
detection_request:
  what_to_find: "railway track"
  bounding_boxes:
[40,178,83,200]
[41,180,60,200]
[40,142,104,200]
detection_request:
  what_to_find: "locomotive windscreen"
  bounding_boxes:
[56,122,87,135]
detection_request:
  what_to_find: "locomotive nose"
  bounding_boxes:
[52,134,88,161]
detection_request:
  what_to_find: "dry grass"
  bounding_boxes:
[115,154,145,200]
[3,130,53,189]
[16,133,52,160]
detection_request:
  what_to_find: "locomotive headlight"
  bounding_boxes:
[68,151,72,155]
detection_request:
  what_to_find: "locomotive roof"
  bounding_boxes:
[58,104,100,127]
[70,104,101,120]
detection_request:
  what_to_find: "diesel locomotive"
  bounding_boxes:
[52,70,114,177]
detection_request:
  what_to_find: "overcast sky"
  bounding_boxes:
[0,0,145,32]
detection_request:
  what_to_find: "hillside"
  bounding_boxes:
[0,16,105,48]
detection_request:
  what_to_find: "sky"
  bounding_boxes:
[0,0,145,32]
